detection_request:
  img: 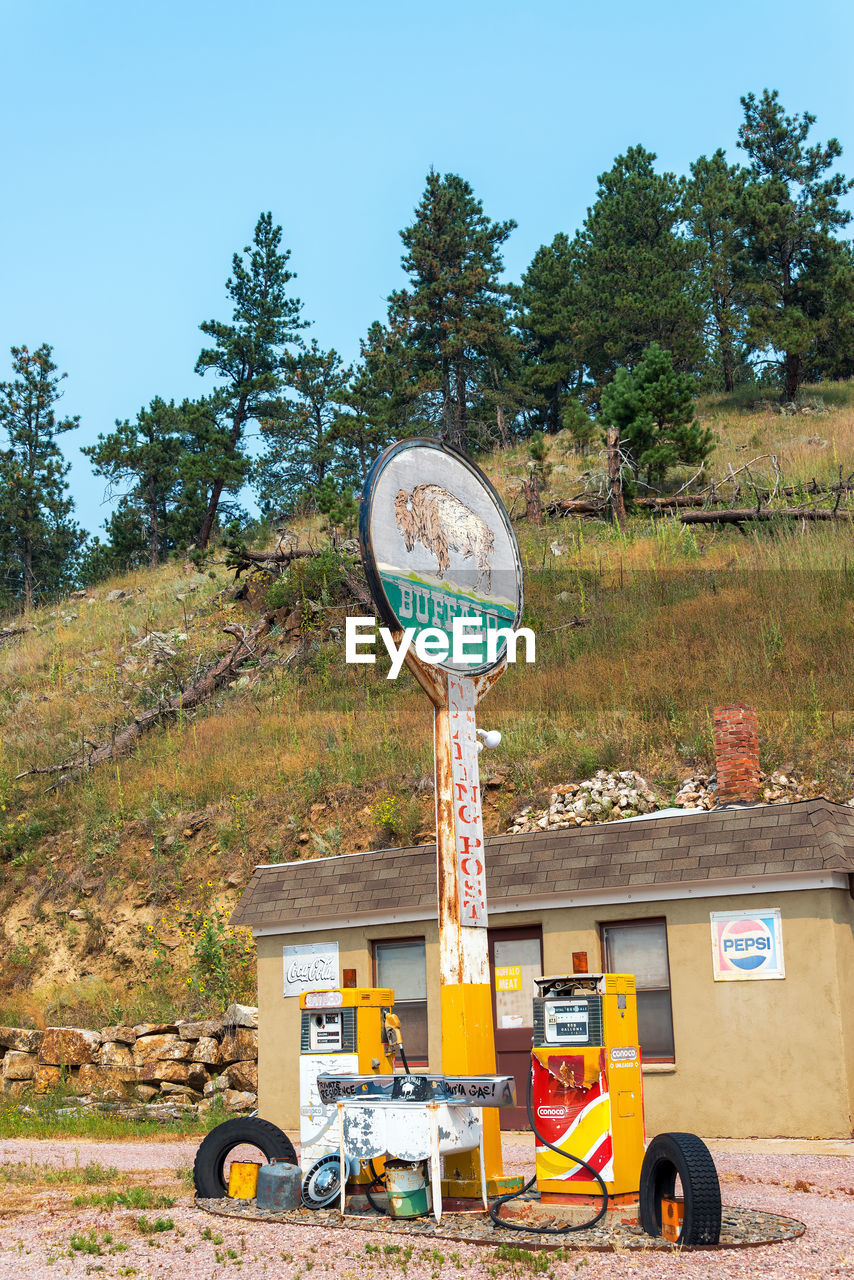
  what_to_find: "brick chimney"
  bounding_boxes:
[713,704,761,804]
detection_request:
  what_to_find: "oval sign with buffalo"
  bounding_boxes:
[359,439,523,675]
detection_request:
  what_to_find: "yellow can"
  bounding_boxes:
[227,1161,261,1199]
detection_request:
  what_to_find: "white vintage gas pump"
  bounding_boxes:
[298,987,396,1169]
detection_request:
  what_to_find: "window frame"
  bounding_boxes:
[600,916,675,1064]
[372,936,429,1067]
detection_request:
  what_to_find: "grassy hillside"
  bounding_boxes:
[1,384,853,1028]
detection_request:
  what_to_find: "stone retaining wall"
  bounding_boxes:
[0,1003,259,1115]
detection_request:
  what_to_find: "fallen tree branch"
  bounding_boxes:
[16,612,276,788]
[545,498,609,517]
[680,507,853,526]
[228,546,317,576]
[0,626,31,647]
[542,616,591,634]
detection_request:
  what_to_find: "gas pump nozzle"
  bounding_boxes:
[383,1011,410,1074]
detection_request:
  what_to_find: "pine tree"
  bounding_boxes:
[516,232,584,431]
[173,394,247,551]
[194,212,305,548]
[599,344,714,489]
[805,241,854,382]
[336,320,411,483]
[684,151,751,391]
[0,344,83,611]
[254,340,351,516]
[736,89,853,401]
[575,147,703,388]
[390,170,516,452]
[82,397,184,569]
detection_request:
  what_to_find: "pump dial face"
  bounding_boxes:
[545,1000,589,1044]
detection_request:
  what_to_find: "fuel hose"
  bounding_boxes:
[365,1159,387,1214]
[488,1067,609,1235]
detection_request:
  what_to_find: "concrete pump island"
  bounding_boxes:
[192,439,808,1252]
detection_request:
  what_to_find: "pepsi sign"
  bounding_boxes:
[710,909,784,981]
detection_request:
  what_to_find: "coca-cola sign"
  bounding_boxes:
[283,943,339,997]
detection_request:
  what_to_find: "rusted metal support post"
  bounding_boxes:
[361,439,525,1202]
[433,674,504,1193]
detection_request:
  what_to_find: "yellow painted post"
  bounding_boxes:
[433,673,518,1197]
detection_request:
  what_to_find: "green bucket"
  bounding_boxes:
[386,1160,431,1219]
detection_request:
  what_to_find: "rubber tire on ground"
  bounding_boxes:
[639,1131,722,1246]
[193,1117,297,1198]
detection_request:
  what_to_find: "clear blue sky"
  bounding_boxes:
[2,0,852,536]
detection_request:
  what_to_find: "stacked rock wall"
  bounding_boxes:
[0,1003,259,1117]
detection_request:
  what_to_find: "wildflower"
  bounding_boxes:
[207,880,213,887]
[146,925,154,933]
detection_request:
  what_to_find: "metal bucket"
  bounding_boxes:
[256,1159,302,1212]
[385,1159,431,1219]
[227,1161,261,1199]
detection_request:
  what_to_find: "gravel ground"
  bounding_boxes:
[0,1138,851,1280]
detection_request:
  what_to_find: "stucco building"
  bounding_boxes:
[232,794,854,1139]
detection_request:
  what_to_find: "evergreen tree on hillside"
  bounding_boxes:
[805,241,854,382]
[0,344,83,611]
[81,395,241,577]
[515,232,584,432]
[254,340,351,515]
[599,344,713,488]
[82,397,184,569]
[336,320,411,482]
[194,212,306,548]
[575,147,703,387]
[684,150,751,391]
[173,394,247,550]
[736,89,853,401]
[390,170,516,452]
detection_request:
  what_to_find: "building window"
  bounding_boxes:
[373,939,428,1064]
[601,919,675,1061]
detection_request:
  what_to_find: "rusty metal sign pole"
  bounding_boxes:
[403,646,516,1199]
[359,439,526,1202]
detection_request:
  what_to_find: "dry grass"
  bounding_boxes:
[0,1157,188,1217]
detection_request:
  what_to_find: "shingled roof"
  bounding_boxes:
[230,798,854,930]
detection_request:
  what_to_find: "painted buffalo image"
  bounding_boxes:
[394,484,495,592]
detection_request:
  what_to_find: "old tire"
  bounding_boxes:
[639,1131,721,1245]
[193,1117,297,1198]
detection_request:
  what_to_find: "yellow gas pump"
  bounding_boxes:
[298,988,396,1181]
[532,973,645,1201]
